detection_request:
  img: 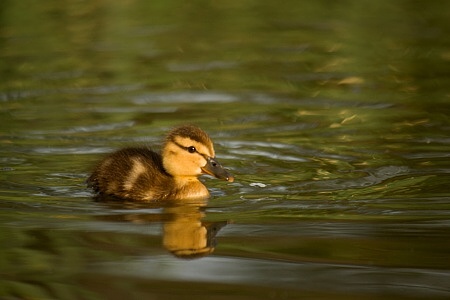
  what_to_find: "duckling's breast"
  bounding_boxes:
[172,177,210,200]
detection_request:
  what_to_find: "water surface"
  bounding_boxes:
[1,0,449,299]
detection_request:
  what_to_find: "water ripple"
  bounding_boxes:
[132,91,238,104]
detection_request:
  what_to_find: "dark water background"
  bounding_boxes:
[1,1,449,299]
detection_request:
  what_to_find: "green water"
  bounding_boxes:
[1,0,449,299]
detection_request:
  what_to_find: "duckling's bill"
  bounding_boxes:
[201,157,234,182]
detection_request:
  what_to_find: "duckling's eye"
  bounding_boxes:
[187,146,196,153]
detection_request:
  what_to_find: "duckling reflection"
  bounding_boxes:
[163,203,228,258]
[95,198,228,258]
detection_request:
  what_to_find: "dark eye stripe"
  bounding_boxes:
[173,141,208,159]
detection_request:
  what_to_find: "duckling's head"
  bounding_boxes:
[162,125,234,182]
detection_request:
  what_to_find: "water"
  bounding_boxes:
[1,0,449,299]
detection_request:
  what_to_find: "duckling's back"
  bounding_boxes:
[87,147,173,201]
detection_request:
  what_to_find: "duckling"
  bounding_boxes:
[87,125,234,201]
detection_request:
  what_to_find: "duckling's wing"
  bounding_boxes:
[88,147,172,201]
